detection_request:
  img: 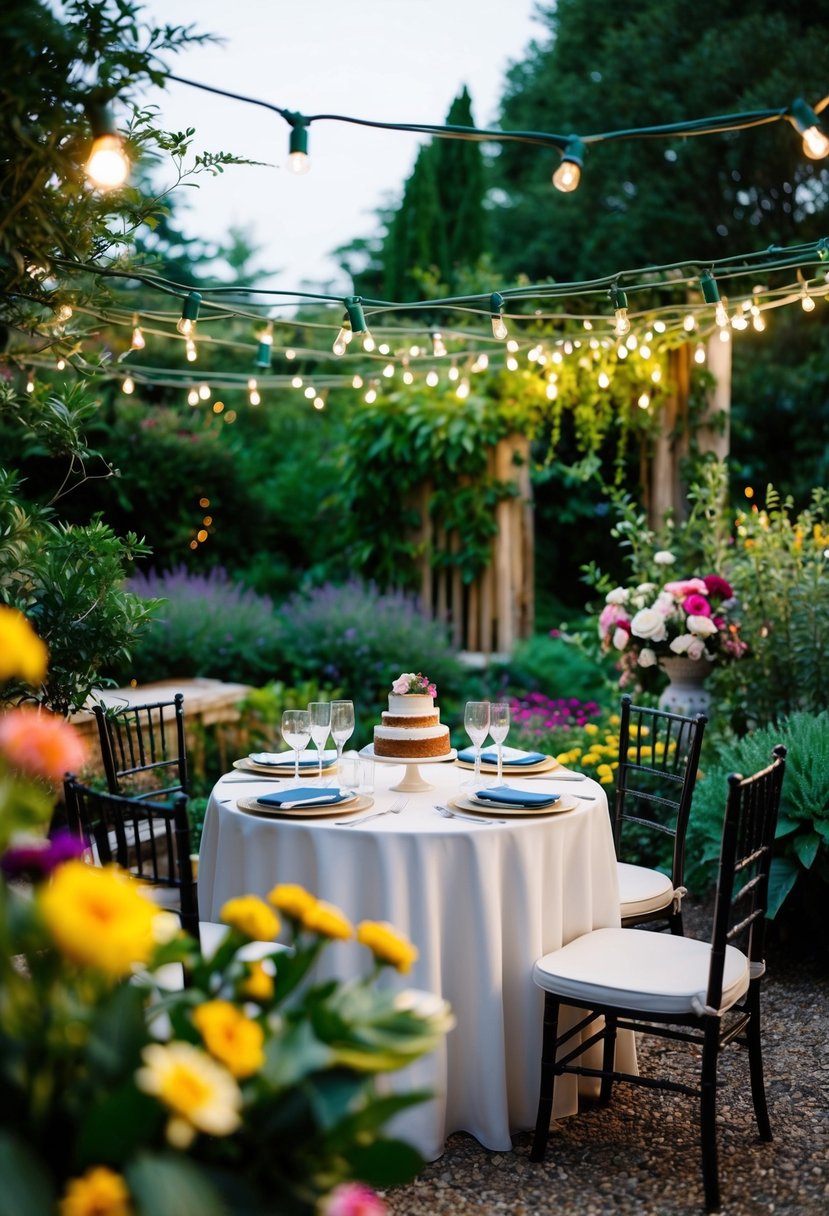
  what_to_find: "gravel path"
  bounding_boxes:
[381,897,829,1215]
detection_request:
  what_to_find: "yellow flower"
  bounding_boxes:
[608,713,621,727]
[357,920,419,974]
[192,1000,265,1078]
[59,1167,132,1216]
[303,900,353,940]
[596,764,615,785]
[135,1041,241,1147]
[0,605,48,684]
[240,959,274,1002]
[40,862,161,977]
[220,895,280,941]
[268,882,317,920]
[583,722,599,735]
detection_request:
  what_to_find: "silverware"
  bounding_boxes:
[221,776,285,784]
[434,804,506,826]
[336,796,408,827]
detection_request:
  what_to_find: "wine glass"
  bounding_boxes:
[330,700,355,771]
[464,701,490,789]
[281,709,311,785]
[308,702,332,781]
[489,702,510,785]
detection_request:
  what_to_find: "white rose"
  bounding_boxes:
[686,638,706,660]
[669,634,692,654]
[606,587,628,604]
[612,627,630,651]
[637,647,657,668]
[687,614,718,637]
[636,582,657,595]
[630,607,668,642]
[654,550,676,565]
[655,591,677,613]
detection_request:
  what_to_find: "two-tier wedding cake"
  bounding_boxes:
[373,672,451,758]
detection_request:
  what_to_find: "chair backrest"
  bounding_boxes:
[612,693,708,886]
[92,693,189,801]
[63,774,199,942]
[706,745,787,1011]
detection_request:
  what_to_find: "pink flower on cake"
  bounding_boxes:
[391,672,437,696]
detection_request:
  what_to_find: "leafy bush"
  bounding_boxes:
[272,580,467,744]
[685,712,829,917]
[494,631,616,704]
[116,567,282,686]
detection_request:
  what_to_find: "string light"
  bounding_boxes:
[490,292,508,340]
[247,377,261,406]
[610,286,630,336]
[26,371,35,394]
[255,323,273,368]
[332,317,353,356]
[198,383,211,400]
[130,315,145,350]
[426,370,439,387]
[800,287,816,312]
[85,102,130,190]
[789,98,829,160]
[177,291,202,336]
[694,343,706,364]
[345,296,374,352]
[187,388,199,405]
[455,377,470,399]
[286,114,310,174]
[56,357,66,371]
[432,332,447,357]
[700,270,729,327]
[552,137,585,193]
[185,337,198,362]
[122,375,135,394]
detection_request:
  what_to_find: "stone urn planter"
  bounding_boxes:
[657,655,713,717]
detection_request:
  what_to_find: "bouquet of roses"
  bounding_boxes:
[597,551,748,677]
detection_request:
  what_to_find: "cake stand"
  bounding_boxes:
[359,744,458,793]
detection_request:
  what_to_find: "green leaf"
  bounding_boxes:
[792,831,821,870]
[126,1152,229,1216]
[0,1134,54,1216]
[766,856,800,919]
[260,1019,333,1090]
[346,1137,424,1188]
[75,1083,161,1169]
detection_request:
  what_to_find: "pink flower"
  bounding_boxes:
[598,603,629,639]
[663,578,708,599]
[682,594,711,617]
[0,708,87,784]
[703,574,734,601]
[322,1183,386,1216]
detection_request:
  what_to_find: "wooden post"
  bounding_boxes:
[650,344,691,527]
[698,332,732,460]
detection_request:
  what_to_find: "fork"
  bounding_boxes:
[336,796,408,826]
[434,804,506,826]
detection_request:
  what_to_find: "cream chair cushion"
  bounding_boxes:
[617,861,675,920]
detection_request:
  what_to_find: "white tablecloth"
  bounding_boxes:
[199,756,635,1160]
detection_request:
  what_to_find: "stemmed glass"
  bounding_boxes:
[464,701,491,789]
[308,702,332,781]
[281,709,311,785]
[489,702,510,785]
[330,700,355,771]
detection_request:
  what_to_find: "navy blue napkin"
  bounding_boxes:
[256,786,348,809]
[474,785,560,808]
[458,748,547,766]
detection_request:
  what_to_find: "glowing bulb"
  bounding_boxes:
[313,396,325,410]
[683,315,697,332]
[753,312,766,332]
[617,344,628,359]
[598,371,610,389]
[177,292,201,336]
[187,389,199,405]
[130,323,145,350]
[610,286,630,336]
[255,327,274,369]
[694,343,706,365]
[448,365,459,382]
[287,121,310,174]
[456,378,470,399]
[198,384,210,401]
[56,358,66,371]
[26,373,34,394]
[85,134,129,189]
[362,333,376,353]
[639,344,651,359]
[506,339,519,353]
[291,376,303,388]
[185,338,197,362]
[651,367,662,383]
[638,393,650,410]
[552,137,584,193]
[249,389,260,406]
[545,382,558,400]
[364,387,377,404]
[122,375,135,394]
[304,386,316,399]
[801,290,816,313]
[715,300,730,328]
[288,150,310,174]
[506,356,519,371]
[285,348,296,360]
[426,370,439,387]
[403,370,414,384]
[351,375,363,389]
[719,328,730,343]
[432,332,447,357]
[382,363,394,378]
[653,320,666,333]
[625,333,637,351]
[332,325,352,356]
[490,292,507,340]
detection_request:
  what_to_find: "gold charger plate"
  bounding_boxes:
[449,792,579,817]
[454,756,560,776]
[233,757,338,777]
[235,793,373,819]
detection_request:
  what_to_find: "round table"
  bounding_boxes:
[198,756,635,1161]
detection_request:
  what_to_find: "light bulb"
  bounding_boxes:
[313,396,325,410]
[85,133,130,189]
[362,332,376,353]
[291,376,303,388]
[287,119,310,174]
[198,384,210,400]
[715,300,730,328]
[249,388,260,405]
[177,292,202,336]
[694,343,706,364]
[546,382,558,400]
[609,286,630,336]
[56,358,66,370]
[304,386,316,399]
[351,375,363,389]
[122,376,135,394]
[448,365,459,382]
[332,325,352,356]
[552,160,581,192]
[638,393,650,410]
[364,387,377,404]
[456,378,470,399]
[187,389,199,406]
[403,369,414,384]
[382,363,394,378]
[255,333,273,369]
[802,125,829,159]
[185,338,197,362]
[426,370,439,387]
[490,292,507,340]
[801,290,816,313]
[552,137,585,193]
[26,373,35,394]
[683,314,697,332]
[432,332,447,357]
[598,371,610,389]
[130,323,145,350]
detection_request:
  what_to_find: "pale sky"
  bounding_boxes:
[139,0,547,291]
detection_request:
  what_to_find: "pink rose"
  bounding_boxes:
[322,1183,386,1216]
[663,579,708,598]
[683,594,711,617]
[598,603,629,639]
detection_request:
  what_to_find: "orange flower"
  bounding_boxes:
[0,707,87,783]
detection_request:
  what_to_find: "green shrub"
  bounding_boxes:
[685,712,829,917]
[495,631,617,703]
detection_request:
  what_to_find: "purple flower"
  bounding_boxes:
[1,829,86,881]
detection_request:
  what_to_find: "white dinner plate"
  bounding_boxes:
[234,792,372,818]
[449,792,579,817]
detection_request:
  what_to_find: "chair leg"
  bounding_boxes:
[700,1019,722,1213]
[599,1013,617,1104]
[745,984,772,1141]
[530,993,561,1162]
[669,906,685,936]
